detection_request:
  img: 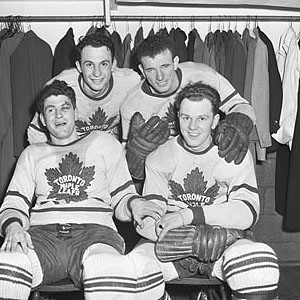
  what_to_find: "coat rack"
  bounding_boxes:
[0,15,300,27]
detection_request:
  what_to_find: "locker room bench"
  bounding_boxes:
[30,274,229,300]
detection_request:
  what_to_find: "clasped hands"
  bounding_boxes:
[130,198,190,241]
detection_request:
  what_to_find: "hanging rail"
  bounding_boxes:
[0,15,300,23]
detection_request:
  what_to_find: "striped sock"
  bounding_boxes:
[223,241,279,300]
[83,251,165,300]
[0,252,32,300]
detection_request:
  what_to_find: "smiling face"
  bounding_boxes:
[139,49,179,95]
[179,98,219,152]
[76,45,114,98]
[40,95,78,145]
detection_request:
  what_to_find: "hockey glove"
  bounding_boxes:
[213,112,253,165]
[155,224,250,263]
[126,112,170,180]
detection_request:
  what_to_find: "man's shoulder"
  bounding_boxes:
[179,62,216,74]
[120,81,144,111]
[89,130,122,146]
[113,68,141,84]
[19,141,49,159]
[47,68,78,86]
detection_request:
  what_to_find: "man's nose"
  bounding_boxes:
[93,66,101,76]
[156,69,163,80]
[55,109,62,118]
[188,119,198,130]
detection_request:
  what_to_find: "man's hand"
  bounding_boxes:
[213,112,253,164]
[1,222,33,254]
[156,209,193,241]
[126,112,170,180]
[129,198,164,229]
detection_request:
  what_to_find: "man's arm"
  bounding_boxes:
[213,71,256,164]
[103,135,164,226]
[0,149,36,253]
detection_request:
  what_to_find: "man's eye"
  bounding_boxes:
[46,108,54,114]
[62,105,71,111]
[146,69,155,74]
[102,62,109,67]
[85,63,93,68]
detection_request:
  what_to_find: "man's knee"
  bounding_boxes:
[0,252,33,300]
[223,241,279,300]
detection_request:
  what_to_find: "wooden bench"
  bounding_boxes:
[30,274,229,300]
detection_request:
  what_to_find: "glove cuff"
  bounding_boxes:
[226,112,253,135]
[126,149,147,180]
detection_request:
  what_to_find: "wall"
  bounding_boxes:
[1,1,300,263]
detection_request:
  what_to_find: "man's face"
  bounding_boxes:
[76,45,114,98]
[179,98,219,152]
[40,95,78,145]
[139,49,179,95]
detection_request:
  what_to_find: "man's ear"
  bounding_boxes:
[173,56,179,70]
[39,113,46,127]
[212,113,220,130]
[138,64,145,78]
[112,58,117,71]
[75,60,82,73]
[74,107,79,120]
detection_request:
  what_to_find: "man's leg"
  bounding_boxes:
[213,239,279,300]
[82,243,166,300]
[0,249,43,300]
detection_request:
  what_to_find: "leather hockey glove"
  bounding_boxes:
[155,224,251,263]
[213,112,253,165]
[126,112,170,180]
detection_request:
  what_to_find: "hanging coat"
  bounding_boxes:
[187,28,197,61]
[250,27,272,161]
[53,27,76,76]
[122,32,132,69]
[204,31,216,70]
[258,27,283,151]
[131,26,144,74]
[0,32,24,199]
[111,30,124,68]
[283,66,300,231]
[243,27,257,102]
[10,30,53,157]
[193,28,210,66]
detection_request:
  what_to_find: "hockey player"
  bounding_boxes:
[0,80,170,300]
[121,33,255,182]
[133,81,279,300]
[27,33,141,143]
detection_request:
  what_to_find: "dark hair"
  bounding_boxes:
[175,81,220,115]
[75,33,115,62]
[136,33,175,63]
[37,80,76,114]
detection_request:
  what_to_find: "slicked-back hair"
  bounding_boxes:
[175,81,221,115]
[136,33,175,63]
[75,33,115,62]
[37,80,76,114]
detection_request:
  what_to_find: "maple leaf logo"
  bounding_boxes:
[45,152,95,203]
[162,103,179,136]
[75,107,117,133]
[169,167,219,207]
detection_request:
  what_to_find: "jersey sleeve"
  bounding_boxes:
[104,135,140,222]
[199,151,260,230]
[216,71,256,124]
[120,99,132,143]
[135,149,171,241]
[0,148,36,235]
